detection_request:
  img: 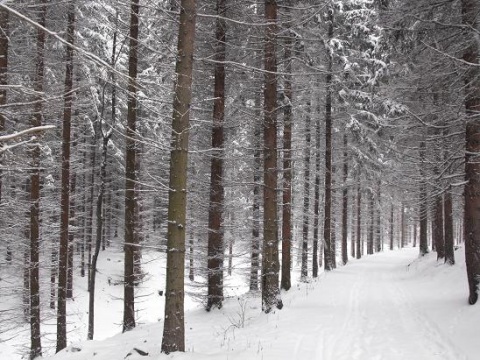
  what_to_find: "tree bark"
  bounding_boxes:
[281,1,292,288]
[56,3,76,351]
[301,101,311,280]
[323,8,334,271]
[88,132,110,340]
[390,203,394,250]
[250,92,261,291]
[356,181,362,259]
[161,0,197,352]
[123,0,140,333]
[419,140,429,256]
[367,189,374,255]
[341,131,348,265]
[67,170,76,299]
[206,0,226,311]
[262,0,282,313]
[462,0,480,305]
[433,191,445,260]
[375,181,381,252]
[0,8,8,239]
[312,88,322,277]
[444,185,455,265]
[29,1,47,358]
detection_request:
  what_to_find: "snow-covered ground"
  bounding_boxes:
[2,246,479,359]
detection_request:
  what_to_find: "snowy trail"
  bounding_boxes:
[257,248,471,360]
[317,254,467,360]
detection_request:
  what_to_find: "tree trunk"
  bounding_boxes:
[323,8,334,271]
[462,0,480,305]
[356,181,362,259]
[86,132,96,286]
[80,133,88,278]
[161,0,197,352]
[206,0,226,311]
[341,131,348,265]
[56,3,75,351]
[433,191,445,260]
[444,185,455,265]
[67,170,76,299]
[29,1,47,358]
[0,8,8,238]
[419,140,429,256]
[189,233,194,281]
[123,0,140,333]
[401,202,405,248]
[88,132,110,340]
[351,190,356,258]
[250,92,261,292]
[312,88,322,277]
[375,181,381,252]
[261,0,282,313]
[281,1,292,289]
[301,101,311,280]
[367,189,374,255]
[390,203,394,250]
[134,141,143,285]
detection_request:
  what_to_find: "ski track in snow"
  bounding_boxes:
[318,255,469,360]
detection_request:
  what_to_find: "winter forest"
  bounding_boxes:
[1,0,480,359]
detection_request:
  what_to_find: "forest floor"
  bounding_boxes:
[2,246,479,359]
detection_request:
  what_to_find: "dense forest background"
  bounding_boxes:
[0,0,479,358]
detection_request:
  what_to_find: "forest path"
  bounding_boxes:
[282,248,470,360]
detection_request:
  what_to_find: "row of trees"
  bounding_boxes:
[0,0,479,357]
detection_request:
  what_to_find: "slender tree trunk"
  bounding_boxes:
[367,189,374,255]
[351,190,356,258]
[24,179,31,321]
[462,0,480,305]
[161,0,197,352]
[86,133,96,286]
[123,0,140,333]
[375,181,381,252]
[444,185,455,265]
[301,101,311,280]
[56,3,75,351]
[50,241,57,309]
[0,8,8,247]
[80,133,88,278]
[419,140,429,256]
[356,181,361,259]
[67,170,76,299]
[133,142,143,285]
[88,132,110,340]
[401,202,405,248]
[189,233,194,281]
[261,0,282,313]
[312,90,322,277]
[323,8,334,271]
[390,203,394,250]
[281,1,293,289]
[206,0,226,311]
[433,191,445,260]
[331,165,337,268]
[250,93,261,292]
[29,1,47,358]
[413,220,417,247]
[341,131,348,265]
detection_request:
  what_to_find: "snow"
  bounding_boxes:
[2,246,479,360]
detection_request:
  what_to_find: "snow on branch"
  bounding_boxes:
[0,125,55,154]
